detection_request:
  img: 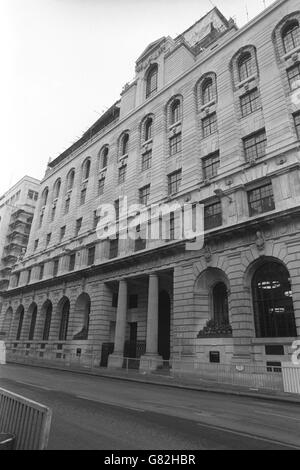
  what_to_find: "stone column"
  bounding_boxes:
[107,279,127,368]
[140,273,163,371]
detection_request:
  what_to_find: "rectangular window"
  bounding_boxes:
[202,112,217,138]
[141,150,152,171]
[69,253,76,271]
[169,211,175,240]
[39,264,44,280]
[80,188,86,205]
[46,233,51,247]
[39,213,43,228]
[118,165,127,184]
[53,259,59,277]
[294,112,300,139]
[240,88,260,117]
[139,185,150,206]
[98,178,105,196]
[168,169,182,195]
[87,246,95,266]
[114,200,120,221]
[27,269,31,284]
[248,182,275,217]
[243,129,267,162]
[109,236,119,259]
[60,226,66,241]
[65,198,70,214]
[75,217,82,237]
[169,133,182,156]
[204,201,222,230]
[34,239,39,251]
[202,152,220,180]
[287,64,300,91]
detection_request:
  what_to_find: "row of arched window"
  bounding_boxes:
[143,18,300,100]
[7,293,91,343]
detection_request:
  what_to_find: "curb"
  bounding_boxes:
[5,360,300,405]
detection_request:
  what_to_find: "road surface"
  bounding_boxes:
[0,364,299,450]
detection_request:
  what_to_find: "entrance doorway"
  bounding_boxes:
[158,290,171,360]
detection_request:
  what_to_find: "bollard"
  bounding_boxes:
[0,433,15,450]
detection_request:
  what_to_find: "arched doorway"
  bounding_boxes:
[158,290,171,360]
[252,261,297,337]
[212,282,229,325]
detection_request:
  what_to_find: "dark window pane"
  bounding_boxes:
[204,201,222,230]
[243,129,267,162]
[252,262,297,338]
[168,170,182,195]
[202,113,217,138]
[202,152,220,179]
[248,183,275,216]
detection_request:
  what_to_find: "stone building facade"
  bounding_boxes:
[1,0,300,370]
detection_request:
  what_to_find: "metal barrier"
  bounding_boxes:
[5,343,299,393]
[0,388,52,450]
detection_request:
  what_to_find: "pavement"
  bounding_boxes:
[5,357,300,405]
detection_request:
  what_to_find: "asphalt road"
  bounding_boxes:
[0,364,300,450]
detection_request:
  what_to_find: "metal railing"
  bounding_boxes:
[0,388,52,450]
[5,342,296,393]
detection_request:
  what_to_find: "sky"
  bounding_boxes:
[0,0,276,195]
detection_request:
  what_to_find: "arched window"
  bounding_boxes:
[170,99,181,124]
[58,298,70,341]
[67,169,75,190]
[82,159,91,180]
[121,133,129,156]
[73,293,91,340]
[144,117,153,141]
[146,64,158,99]
[41,187,48,206]
[282,21,300,53]
[101,147,109,169]
[53,179,61,199]
[28,304,37,340]
[212,282,229,325]
[16,306,24,340]
[238,52,253,82]
[202,78,214,105]
[252,261,297,338]
[42,301,52,341]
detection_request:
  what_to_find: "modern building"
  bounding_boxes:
[0,177,40,294]
[1,0,300,371]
